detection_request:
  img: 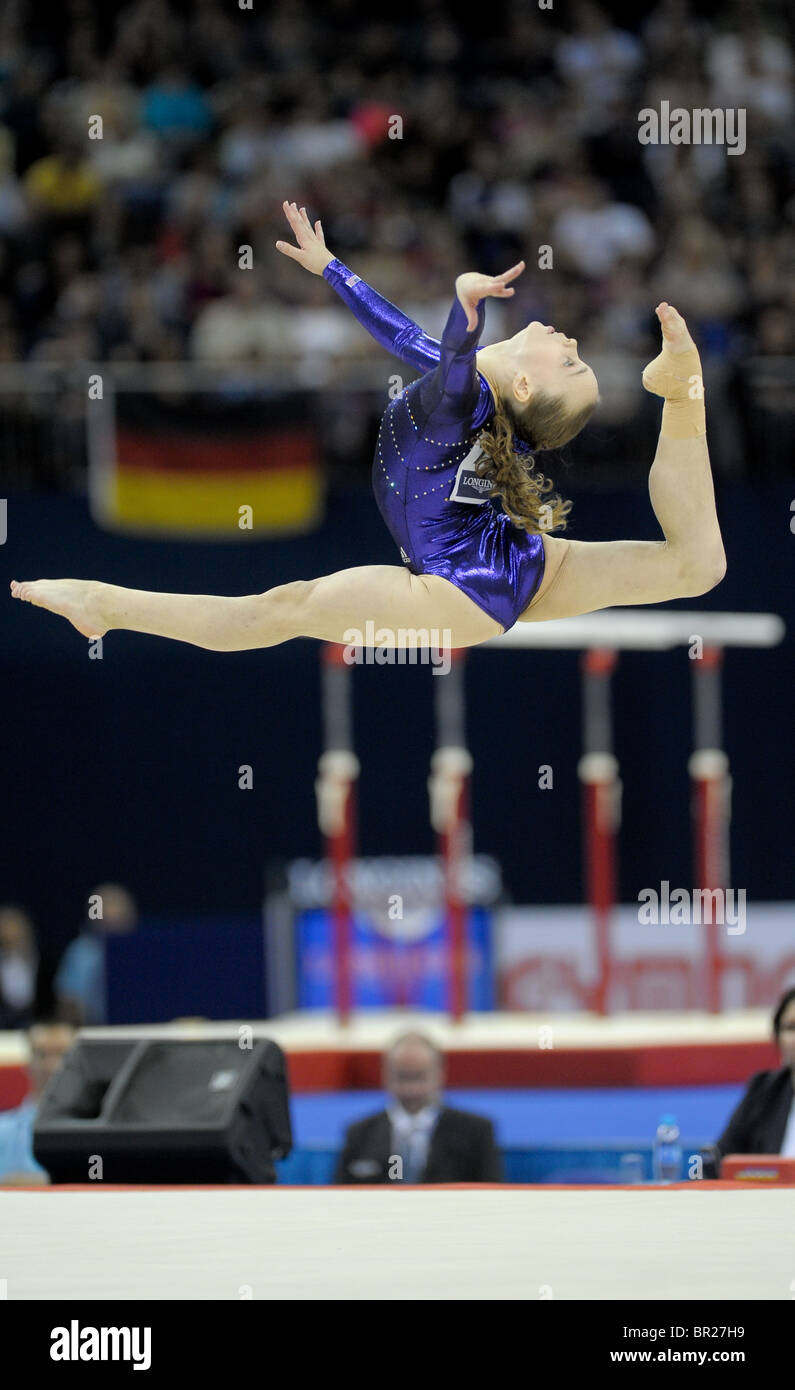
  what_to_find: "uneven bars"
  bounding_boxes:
[481,608,784,1016]
[485,610,785,651]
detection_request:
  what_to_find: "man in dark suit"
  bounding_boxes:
[334,1032,502,1184]
[715,987,795,1160]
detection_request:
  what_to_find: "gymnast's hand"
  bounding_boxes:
[276,201,335,275]
[455,263,525,332]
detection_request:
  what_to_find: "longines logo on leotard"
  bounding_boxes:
[449,443,492,505]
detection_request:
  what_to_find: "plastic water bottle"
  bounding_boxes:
[653,1114,682,1182]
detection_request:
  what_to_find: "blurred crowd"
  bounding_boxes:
[0,883,138,1030]
[0,0,792,478]
[0,882,137,1184]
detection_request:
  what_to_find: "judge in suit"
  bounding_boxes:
[715,987,795,1161]
[334,1032,503,1184]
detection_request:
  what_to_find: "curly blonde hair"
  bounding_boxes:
[477,390,596,533]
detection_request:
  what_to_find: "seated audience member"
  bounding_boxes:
[716,988,795,1160]
[0,905,39,1030]
[23,134,102,229]
[335,1032,503,1185]
[54,884,137,1026]
[0,1020,76,1184]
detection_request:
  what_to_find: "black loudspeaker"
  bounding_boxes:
[33,1037,292,1183]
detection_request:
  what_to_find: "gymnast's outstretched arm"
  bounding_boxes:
[277,201,441,372]
[323,258,442,373]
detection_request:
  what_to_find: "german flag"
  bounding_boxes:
[89,391,324,539]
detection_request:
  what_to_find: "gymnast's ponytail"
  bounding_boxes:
[477,390,595,534]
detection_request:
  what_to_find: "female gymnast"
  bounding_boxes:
[10,201,725,648]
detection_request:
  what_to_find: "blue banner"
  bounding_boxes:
[297,908,494,1010]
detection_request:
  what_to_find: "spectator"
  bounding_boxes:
[650,215,746,332]
[86,103,161,197]
[755,305,795,355]
[217,101,273,184]
[0,125,28,235]
[276,97,364,175]
[715,988,795,1161]
[552,175,655,280]
[0,905,38,1030]
[0,1020,75,1184]
[23,134,102,225]
[141,64,213,147]
[335,1032,502,1184]
[554,1,643,132]
[54,884,137,1027]
[706,15,793,125]
[190,266,291,361]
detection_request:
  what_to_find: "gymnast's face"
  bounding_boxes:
[481,322,598,416]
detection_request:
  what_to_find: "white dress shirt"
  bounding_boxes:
[388,1102,440,1182]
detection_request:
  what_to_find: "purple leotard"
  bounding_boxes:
[323,258,545,632]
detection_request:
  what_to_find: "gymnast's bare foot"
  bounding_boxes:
[642,302,701,398]
[654,302,696,353]
[10,579,108,638]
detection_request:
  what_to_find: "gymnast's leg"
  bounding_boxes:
[520,302,726,622]
[10,566,501,650]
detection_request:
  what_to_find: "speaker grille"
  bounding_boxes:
[108,1042,250,1124]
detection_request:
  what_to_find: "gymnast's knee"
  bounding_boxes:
[260,578,317,634]
[677,546,727,597]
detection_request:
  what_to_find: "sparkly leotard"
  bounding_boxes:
[323,259,546,632]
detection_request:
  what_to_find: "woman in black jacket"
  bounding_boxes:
[716,988,795,1159]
